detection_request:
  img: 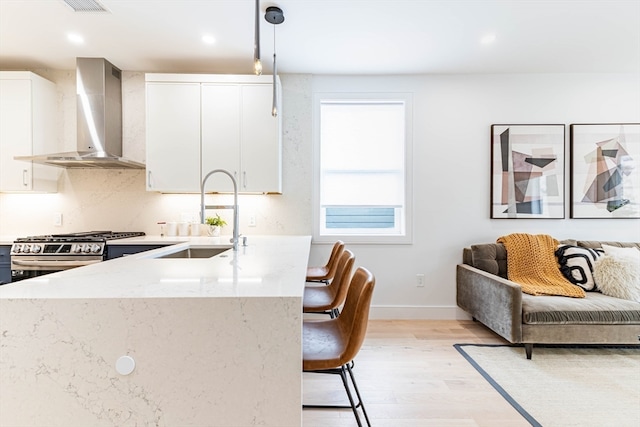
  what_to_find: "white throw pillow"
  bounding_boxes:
[601,244,640,262]
[593,254,640,302]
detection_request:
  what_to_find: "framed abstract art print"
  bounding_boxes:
[570,123,640,219]
[491,124,565,219]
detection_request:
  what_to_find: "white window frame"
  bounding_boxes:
[312,92,413,244]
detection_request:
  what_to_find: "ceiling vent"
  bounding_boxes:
[62,0,109,13]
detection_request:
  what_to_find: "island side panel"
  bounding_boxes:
[0,296,302,427]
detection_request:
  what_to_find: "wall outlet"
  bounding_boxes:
[416,273,425,287]
[248,214,256,227]
[53,213,63,227]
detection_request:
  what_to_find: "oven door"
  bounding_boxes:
[10,256,103,282]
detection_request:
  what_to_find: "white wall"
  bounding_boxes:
[308,73,640,319]
[1,71,639,319]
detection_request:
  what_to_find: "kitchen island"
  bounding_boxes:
[0,235,311,427]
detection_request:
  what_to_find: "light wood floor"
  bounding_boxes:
[302,319,530,427]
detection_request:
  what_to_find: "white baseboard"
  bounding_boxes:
[369,305,472,320]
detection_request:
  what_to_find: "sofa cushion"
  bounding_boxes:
[555,244,604,291]
[577,241,640,250]
[521,292,640,324]
[469,239,577,279]
[470,243,508,278]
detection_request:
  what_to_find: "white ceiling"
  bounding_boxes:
[1,0,639,75]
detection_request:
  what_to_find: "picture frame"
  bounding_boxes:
[491,124,565,219]
[570,123,640,219]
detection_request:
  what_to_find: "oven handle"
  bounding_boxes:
[11,260,102,268]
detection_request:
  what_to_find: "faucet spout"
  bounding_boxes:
[201,169,239,251]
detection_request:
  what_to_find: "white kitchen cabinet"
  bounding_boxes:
[145,82,201,192]
[239,84,281,193]
[201,84,241,192]
[145,74,282,194]
[202,83,281,193]
[0,72,59,192]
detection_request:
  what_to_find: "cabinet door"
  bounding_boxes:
[0,245,10,284]
[146,82,201,192]
[106,244,169,260]
[241,84,282,193]
[201,84,241,193]
[0,74,58,193]
[0,79,33,191]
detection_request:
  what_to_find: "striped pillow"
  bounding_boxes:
[555,245,604,291]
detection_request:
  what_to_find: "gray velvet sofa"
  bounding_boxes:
[456,240,640,359]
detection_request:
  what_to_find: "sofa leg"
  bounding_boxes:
[524,344,533,360]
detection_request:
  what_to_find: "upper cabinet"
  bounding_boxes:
[145,74,282,194]
[0,72,59,193]
[146,81,201,192]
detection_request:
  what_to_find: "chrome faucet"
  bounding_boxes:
[201,169,239,251]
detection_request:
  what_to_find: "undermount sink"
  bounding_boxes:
[157,247,229,259]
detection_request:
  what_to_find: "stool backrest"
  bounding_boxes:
[324,240,345,279]
[326,249,355,306]
[336,267,375,365]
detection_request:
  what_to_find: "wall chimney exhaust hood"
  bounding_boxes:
[15,58,145,169]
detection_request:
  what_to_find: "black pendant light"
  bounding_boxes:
[265,6,284,117]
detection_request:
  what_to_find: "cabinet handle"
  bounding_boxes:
[22,169,28,187]
[148,170,152,189]
[243,171,247,188]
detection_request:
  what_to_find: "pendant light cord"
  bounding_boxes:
[254,0,262,75]
[272,21,278,117]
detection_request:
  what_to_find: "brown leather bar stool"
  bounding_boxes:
[303,249,354,318]
[306,240,345,284]
[303,267,375,427]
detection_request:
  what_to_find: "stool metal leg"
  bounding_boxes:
[345,362,371,426]
[303,361,371,427]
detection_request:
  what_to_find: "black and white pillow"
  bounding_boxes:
[555,245,604,291]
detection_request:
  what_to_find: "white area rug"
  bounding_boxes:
[455,344,640,427]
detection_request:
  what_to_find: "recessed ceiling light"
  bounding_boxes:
[67,33,85,44]
[481,34,496,45]
[202,35,216,45]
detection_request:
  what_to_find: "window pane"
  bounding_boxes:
[319,100,406,237]
[321,102,405,171]
[321,171,404,205]
[326,207,395,229]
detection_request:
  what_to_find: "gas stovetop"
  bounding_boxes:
[11,231,146,256]
[16,231,146,243]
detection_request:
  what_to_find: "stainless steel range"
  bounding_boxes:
[10,231,145,282]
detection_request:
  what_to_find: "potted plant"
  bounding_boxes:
[205,214,227,237]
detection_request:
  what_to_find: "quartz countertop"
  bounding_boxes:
[0,236,16,245]
[0,235,307,426]
[0,235,311,300]
[0,234,218,246]
[106,234,230,245]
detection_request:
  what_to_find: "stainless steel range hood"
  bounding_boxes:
[15,58,145,169]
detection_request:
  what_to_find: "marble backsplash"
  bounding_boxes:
[0,71,313,237]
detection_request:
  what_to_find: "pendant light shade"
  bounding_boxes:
[253,0,262,75]
[265,6,284,117]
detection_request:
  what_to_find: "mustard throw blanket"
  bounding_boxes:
[497,233,585,298]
